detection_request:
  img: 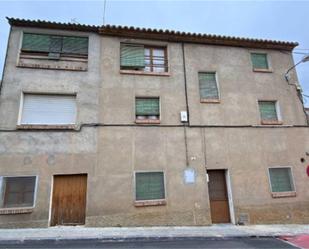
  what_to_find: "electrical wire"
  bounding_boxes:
[103,0,107,25]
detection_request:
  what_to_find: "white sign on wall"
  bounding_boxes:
[183,168,196,184]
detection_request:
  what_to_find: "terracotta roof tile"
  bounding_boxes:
[7,17,298,51]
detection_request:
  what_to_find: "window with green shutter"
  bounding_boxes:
[120,44,145,69]
[120,44,168,72]
[21,33,88,57]
[135,172,165,201]
[199,72,219,100]
[135,97,160,120]
[251,53,269,69]
[258,101,278,122]
[22,34,51,52]
[269,168,294,192]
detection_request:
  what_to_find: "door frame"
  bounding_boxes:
[207,169,235,224]
[225,170,235,224]
[48,174,88,227]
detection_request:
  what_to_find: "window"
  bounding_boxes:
[120,44,168,73]
[20,94,77,125]
[258,101,281,124]
[135,172,165,201]
[135,97,160,123]
[198,72,219,102]
[21,33,88,59]
[0,176,37,208]
[268,168,295,197]
[251,53,269,70]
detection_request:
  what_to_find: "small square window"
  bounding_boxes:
[258,101,281,124]
[0,176,37,208]
[135,172,165,201]
[268,168,295,193]
[120,44,168,73]
[135,97,160,123]
[251,53,269,70]
[198,72,219,102]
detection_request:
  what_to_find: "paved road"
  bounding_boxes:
[0,238,297,249]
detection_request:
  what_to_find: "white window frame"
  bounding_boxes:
[267,166,296,197]
[0,175,39,210]
[198,71,221,102]
[17,92,78,126]
[133,170,166,203]
[257,100,282,124]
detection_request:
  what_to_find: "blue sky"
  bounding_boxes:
[0,0,308,104]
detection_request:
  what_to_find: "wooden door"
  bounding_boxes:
[207,170,230,223]
[51,174,87,226]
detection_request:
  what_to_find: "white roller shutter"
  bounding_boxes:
[21,94,76,125]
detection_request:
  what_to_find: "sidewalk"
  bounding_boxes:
[0,224,308,242]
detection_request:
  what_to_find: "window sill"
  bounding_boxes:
[271,191,296,198]
[0,207,34,215]
[261,121,283,125]
[134,199,166,207]
[20,53,88,62]
[120,70,170,77]
[135,119,160,124]
[200,99,220,103]
[17,62,87,71]
[253,68,273,73]
[17,124,76,130]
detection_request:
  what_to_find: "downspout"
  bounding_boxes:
[181,42,190,125]
[0,26,12,95]
[182,43,190,167]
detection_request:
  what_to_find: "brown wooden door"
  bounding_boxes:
[207,170,230,223]
[51,174,87,226]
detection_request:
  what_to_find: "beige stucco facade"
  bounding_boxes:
[0,21,308,228]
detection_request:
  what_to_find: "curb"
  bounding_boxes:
[0,235,279,245]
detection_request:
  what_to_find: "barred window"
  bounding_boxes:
[120,44,168,73]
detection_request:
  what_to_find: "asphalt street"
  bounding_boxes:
[0,237,297,249]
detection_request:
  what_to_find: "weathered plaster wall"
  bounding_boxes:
[0,29,308,228]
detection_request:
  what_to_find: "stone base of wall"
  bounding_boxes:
[235,201,309,225]
[0,219,48,229]
[0,202,308,228]
[86,209,210,227]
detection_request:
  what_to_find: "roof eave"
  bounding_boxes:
[99,27,298,51]
[6,17,99,33]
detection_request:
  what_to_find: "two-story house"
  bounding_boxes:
[0,17,308,228]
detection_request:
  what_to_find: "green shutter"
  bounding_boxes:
[62,36,88,55]
[136,172,165,201]
[49,36,62,53]
[259,101,278,121]
[269,168,294,192]
[199,73,219,99]
[121,44,145,68]
[22,33,50,52]
[136,98,159,116]
[251,53,268,69]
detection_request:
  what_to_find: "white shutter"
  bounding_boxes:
[21,94,76,125]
